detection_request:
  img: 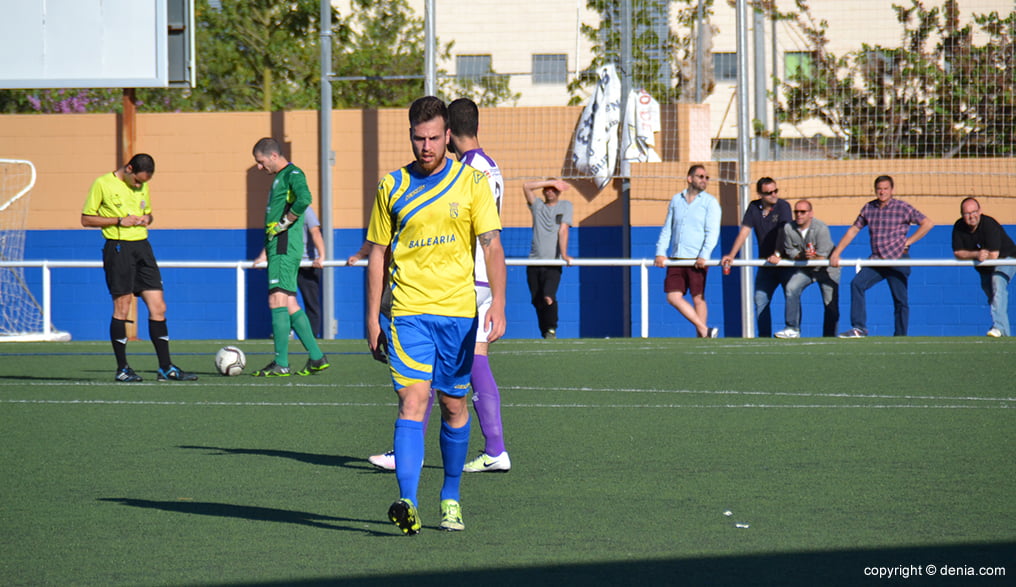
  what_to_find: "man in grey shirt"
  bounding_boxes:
[523,179,574,339]
[773,199,840,338]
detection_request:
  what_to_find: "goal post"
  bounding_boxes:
[0,159,71,342]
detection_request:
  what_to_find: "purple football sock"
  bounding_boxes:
[471,355,506,455]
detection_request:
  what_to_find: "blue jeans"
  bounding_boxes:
[849,264,911,336]
[979,265,1016,336]
[753,267,789,338]
[784,268,840,336]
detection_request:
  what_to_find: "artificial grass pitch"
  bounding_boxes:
[1,337,1013,586]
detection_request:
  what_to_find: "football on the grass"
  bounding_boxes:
[214,346,246,376]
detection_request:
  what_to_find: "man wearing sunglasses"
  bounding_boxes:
[771,200,840,338]
[720,177,793,337]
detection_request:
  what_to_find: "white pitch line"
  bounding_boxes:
[501,385,1016,403]
[2,381,1013,405]
[0,399,1010,410]
[0,380,385,389]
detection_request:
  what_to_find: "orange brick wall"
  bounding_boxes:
[3,109,1014,231]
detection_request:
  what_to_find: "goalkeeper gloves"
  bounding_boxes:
[266,215,294,239]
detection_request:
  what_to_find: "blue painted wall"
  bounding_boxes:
[22,224,1013,340]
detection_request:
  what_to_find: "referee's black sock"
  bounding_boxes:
[110,318,130,370]
[149,319,172,370]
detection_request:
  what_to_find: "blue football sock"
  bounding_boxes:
[393,419,425,505]
[439,416,471,502]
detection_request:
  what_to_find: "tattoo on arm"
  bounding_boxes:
[478,230,498,248]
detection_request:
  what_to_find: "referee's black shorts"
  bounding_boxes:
[102,239,164,296]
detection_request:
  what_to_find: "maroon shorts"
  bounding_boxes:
[664,265,708,296]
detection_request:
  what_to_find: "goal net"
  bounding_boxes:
[0,159,71,341]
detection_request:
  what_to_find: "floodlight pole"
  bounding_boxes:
[425,0,437,96]
[319,0,336,339]
[735,0,756,338]
[121,87,139,340]
[619,0,633,337]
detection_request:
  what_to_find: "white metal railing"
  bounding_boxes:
[4,257,1014,340]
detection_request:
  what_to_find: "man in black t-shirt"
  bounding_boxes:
[952,197,1016,337]
[721,177,793,337]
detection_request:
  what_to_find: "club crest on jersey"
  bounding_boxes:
[449,202,459,218]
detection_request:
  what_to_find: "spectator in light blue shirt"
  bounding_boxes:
[653,164,722,337]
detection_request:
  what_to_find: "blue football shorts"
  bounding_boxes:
[388,314,478,396]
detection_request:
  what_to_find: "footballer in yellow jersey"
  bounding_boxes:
[365,97,506,535]
[367,158,501,318]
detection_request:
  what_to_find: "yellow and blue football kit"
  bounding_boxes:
[370,153,501,526]
[368,157,501,392]
[368,158,501,319]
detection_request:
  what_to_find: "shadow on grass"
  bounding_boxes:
[0,374,84,381]
[177,445,446,473]
[178,445,371,470]
[222,541,1014,586]
[98,498,390,536]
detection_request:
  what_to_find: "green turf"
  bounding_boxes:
[1,338,1014,586]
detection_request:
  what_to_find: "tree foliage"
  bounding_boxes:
[0,0,517,113]
[567,0,716,105]
[774,0,1015,158]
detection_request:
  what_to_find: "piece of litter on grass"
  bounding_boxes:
[723,510,733,517]
[735,523,750,529]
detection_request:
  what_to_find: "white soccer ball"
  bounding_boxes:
[214,346,246,376]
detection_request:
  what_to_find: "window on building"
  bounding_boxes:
[532,54,567,84]
[457,55,492,81]
[785,51,815,80]
[714,52,737,81]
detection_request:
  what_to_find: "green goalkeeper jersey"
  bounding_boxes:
[264,163,312,257]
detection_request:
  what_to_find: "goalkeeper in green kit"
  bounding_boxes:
[251,137,330,377]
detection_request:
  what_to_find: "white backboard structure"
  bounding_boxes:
[0,0,193,89]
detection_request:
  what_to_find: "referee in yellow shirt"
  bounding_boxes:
[80,153,197,383]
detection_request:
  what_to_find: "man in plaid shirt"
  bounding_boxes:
[830,175,934,337]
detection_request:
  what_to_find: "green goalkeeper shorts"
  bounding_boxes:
[267,253,299,295]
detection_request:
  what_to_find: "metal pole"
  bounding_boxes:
[43,263,52,336]
[319,0,336,339]
[425,0,437,96]
[753,5,769,160]
[695,0,704,103]
[771,13,780,160]
[619,0,633,337]
[236,264,246,341]
[736,0,756,338]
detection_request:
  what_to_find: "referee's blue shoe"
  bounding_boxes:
[157,365,198,381]
[115,366,143,383]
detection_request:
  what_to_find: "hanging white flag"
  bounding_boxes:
[621,88,662,163]
[571,64,621,190]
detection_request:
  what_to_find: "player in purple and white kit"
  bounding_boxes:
[368,98,511,473]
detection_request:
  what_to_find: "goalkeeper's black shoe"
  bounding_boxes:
[157,365,198,381]
[115,366,143,383]
[296,355,330,376]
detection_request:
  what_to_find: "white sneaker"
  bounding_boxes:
[774,328,800,339]
[463,451,511,473]
[368,450,395,471]
[987,327,1003,338]
[708,327,719,338]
